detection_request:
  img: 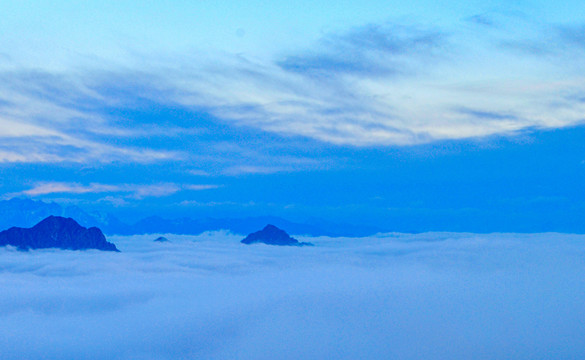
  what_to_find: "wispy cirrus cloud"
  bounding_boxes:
[277,24,445,77]
[221,165,294,176]
[183,184,221,191]
[21,183,121,196]
[0,70,180,164]
[1,15,585,164]
[559,24,585,48]
[497,17,585,60]
[145,18,585,146]
[12,182,219,199]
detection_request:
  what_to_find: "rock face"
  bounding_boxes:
[0,216,119,252]
[241,224,313,246]
[154,236,169,242]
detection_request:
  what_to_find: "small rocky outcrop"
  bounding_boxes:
[0,216,119,252]
[154,236,169,242]
[241,224,313,246]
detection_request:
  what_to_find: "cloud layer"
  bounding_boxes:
[1,232,584,359]
[1,14,585,165]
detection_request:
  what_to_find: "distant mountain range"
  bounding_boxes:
[0,215,119,251]
[0,198,124,233]
[0,198,381,237]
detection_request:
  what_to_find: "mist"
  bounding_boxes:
[1,231,584,359]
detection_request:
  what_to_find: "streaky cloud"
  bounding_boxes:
[465,13,496,27]
[0,70,180,164]
[558,23,585,48]
[1,16,585,160]
[457,107,519,121]
[499,21,585,58]
[10,182,220,200]
[278,23,444,77]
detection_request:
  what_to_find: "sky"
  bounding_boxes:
[1,232,585,359]
[1,1,585,231]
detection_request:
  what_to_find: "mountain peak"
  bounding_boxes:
[0,216,119,252]
[241,224,313,246]
[263,224,280,231]
[35,215,78,228]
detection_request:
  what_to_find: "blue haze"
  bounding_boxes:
[1,2,584,234]
[1,2,585,359]
[2,119,585,233]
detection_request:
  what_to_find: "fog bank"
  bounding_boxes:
[1,231,584,359]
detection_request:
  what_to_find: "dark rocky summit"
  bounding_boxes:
[241,224,313,246]
[154,236,169,242]
[0,216,119,251]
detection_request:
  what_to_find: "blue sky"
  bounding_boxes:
[1,1,584,231]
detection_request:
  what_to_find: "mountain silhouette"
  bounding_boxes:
[0,199,381,237]
[241,224,313,246]
[0,216,119,251]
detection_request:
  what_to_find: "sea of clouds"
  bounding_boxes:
[1,231,584,359]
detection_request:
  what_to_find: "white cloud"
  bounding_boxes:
[0,118,61,138]
[221,165,293,176]
[0,150,62,163]
[183,184,220,191]
[0,16,584,165]
[0,232,584,359]
[12,182,221,199]
[128,183,181,199]
[146,19,585,146]
[187,169,212,176]
[21,182,120,196]
[97,196,130,207]
[0,72,180,164]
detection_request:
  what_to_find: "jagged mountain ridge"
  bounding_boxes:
[0,216,119,251]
